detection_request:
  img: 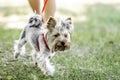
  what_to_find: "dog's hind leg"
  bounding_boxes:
[14,30,27,59]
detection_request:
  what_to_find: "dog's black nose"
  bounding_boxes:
[61,42,65,46]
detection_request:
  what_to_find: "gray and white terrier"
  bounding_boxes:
[13,13,74,76]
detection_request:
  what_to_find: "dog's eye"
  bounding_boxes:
[54,33,60,37]
[64,34,67,38]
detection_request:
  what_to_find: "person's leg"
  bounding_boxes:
[44,0,56,21]
[28,0,41,14]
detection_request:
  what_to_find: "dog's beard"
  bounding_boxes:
[53,42,70,51]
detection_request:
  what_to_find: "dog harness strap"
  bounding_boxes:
[37,33,49,51]
[42,17,45,23]
[42,33,49,50]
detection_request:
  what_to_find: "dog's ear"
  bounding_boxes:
[66,17,72,24]
[47,17,56,30]
[65,17,74,34]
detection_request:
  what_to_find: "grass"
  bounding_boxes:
[0,4,120,80]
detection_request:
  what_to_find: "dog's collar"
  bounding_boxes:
[37,33,49,51]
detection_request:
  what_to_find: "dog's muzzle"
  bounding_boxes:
[55,41,70,51]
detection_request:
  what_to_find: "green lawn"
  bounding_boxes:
[0,4,120,80]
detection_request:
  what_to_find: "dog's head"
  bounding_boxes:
[28,13,43,28]
[46,17,74,52]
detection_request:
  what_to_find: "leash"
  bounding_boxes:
[41,0,49,22]
[37,0,49,51]
[42,0,49,13]
[42,33,49,49]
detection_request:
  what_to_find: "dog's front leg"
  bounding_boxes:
[31,50,38,66]
[44,58,55,76]
[37,54,55,76]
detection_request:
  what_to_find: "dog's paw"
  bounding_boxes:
[44,65,55,76]
[13,51,20,59]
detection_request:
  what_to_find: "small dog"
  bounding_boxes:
[13,13,74,76]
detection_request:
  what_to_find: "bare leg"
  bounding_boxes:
[28,0,56,21]
[28,0,41,14]
[44,0,56,21]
